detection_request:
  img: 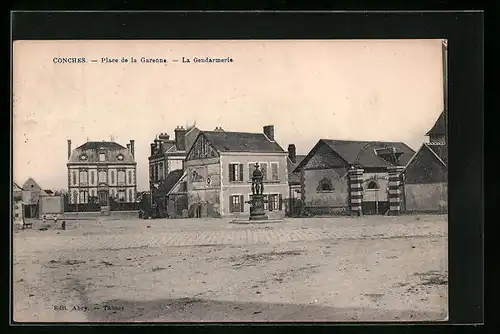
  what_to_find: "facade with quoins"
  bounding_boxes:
[66,140,137,206]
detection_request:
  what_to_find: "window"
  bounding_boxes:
[229,163,243,182]
[260,163,268,182]
[79,170,88,184]
[154,165,158,181]
[180,181,187,192]
[248,163,256,181]
[159,163,164,180]
[150,165,154,180]
[99,152,106,161]
[79,190,88,204]
[72,171,77,185]
[271,163,279,181]
[317,177,333,192]
[267,194,282,211]
[110,170,115,184]
[117,170,125,184]
[367,181,379,190]
[98,170,107,183]
[73,190,78,204]
[90,171,95,184]
[128,170,132,184]
[229,195,244,213]
[129,189,133,202]
[118,190,126,202]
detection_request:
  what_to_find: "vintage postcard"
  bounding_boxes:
[12,39,448,322]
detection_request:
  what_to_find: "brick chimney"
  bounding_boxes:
[174,126,187,151]
[130,140,135,158]
[263,125,275,141]
[67,140,72,159]
[288,144,296,163]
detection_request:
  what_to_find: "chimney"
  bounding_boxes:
[174,126,187,151]
[263,125,275,141]
[67,140,72,159]
[130,140,135,158]
[158,133,170,141]
[150,143,155,156]
[288,144,296,163]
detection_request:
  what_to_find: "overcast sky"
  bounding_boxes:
[13,39,444,191]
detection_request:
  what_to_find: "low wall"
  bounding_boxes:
[61,210,139,220]
[405,182,448,212]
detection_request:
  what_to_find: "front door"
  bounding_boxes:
[98,190,108,205]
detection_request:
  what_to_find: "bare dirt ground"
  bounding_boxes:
[12,215,448,323]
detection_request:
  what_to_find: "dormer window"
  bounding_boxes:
[79,154,88,161]
[117,154,124,161]
[99,153,106,162]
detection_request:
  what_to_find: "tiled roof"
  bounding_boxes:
[321,139,415,168]
[295,139,415,172]
[425,143,448,166]
[68,141,135,164]
[426,111,446,136]
[202,131,285,153]
[287,155,307,185]
[159,169,185,194]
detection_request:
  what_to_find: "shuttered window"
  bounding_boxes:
[260,163,268,181]
[229,163,244,182]
[229,195,244,213]
[271,163,279,181]
[248,163,256,181]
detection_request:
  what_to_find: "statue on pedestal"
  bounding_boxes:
[246,162,268,221]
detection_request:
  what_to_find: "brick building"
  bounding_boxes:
[148,125,200,217]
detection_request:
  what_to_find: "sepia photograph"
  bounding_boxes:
[12,39,448,322]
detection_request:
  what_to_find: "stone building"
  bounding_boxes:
[148,125,200,217]
[66,139,137,209]
[12,182,24,225]
[21,177,47,218]
[294,139,415,215]
[285,144,306,216]
[184,125,289,218]
[404,111,448,212]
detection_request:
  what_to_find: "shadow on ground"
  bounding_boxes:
[76,296,446,322]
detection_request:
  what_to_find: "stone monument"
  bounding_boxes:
[248,162,268,220]
[230,163,284,224]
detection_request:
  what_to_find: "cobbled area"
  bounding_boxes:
[13,215,448,323]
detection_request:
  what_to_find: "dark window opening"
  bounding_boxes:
[317,177,333,192]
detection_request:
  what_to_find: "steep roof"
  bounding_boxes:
[426,111,446,136]
[22,177,42,191]
[13,182,22,191]
[202,131,285,153]
[295,139,415,172]
[68,141,135,164]
[159,169,185,194]
[426,143,448,166]
[76,141,126,150]
[287,155,307,185]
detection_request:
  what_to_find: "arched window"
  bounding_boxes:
[317,177,333,192]
[367,181,379,190]
[73,190,78,204]
[129,189,133,202]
